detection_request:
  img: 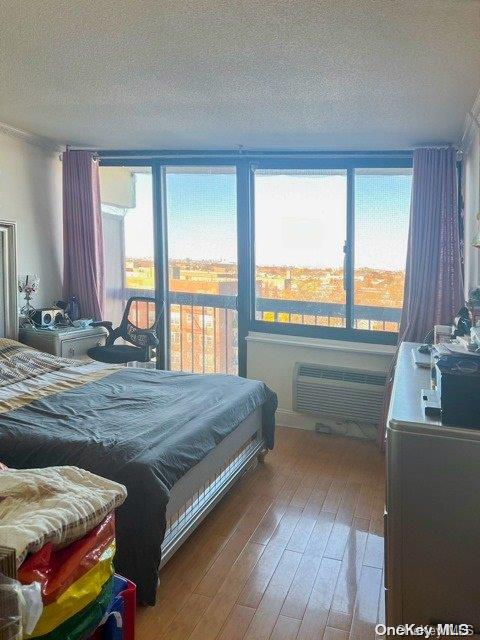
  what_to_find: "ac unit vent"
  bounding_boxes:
[297,363,386,387]
[293,362,387,426]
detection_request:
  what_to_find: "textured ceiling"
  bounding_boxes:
[0,0,479,150]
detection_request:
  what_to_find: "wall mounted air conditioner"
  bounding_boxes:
[293,362,387,426]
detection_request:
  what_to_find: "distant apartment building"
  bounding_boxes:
[123,262,238,374]
[168,268,238,374]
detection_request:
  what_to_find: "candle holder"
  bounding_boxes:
[18,274,40,317]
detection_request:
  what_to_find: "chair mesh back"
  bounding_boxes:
[126,298,157,330]
[121,297,159,348]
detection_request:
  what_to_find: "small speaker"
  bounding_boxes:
[31,308,65,327]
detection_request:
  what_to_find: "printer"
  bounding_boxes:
[430,345,480,428]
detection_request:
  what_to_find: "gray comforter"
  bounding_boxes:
[0,365,277,604]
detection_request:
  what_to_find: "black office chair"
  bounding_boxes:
[87,296,163,364]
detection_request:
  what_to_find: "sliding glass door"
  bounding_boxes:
[164,166,238,374]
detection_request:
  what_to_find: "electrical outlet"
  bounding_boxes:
[314,422,332,435]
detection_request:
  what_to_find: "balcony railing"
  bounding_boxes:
[256,297,401,331]
[111,288,401,374]
[169,295,238,375]
[117,289,238,374]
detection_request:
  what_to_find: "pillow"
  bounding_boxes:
[0,338,80,388]
[0,466,127,566]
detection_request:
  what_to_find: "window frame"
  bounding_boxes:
[99,152,414,363]
[247,155,413,346]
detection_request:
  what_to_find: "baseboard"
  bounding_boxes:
[276,409,317,430]
[276,408,377,440]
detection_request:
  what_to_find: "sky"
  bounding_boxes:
[121,168,412,271]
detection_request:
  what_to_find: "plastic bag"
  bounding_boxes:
[33,577,113,640]
[89,574,136,640]
[28,543,114,638]
[19,583,43,635]
[0,574,43,639]
[18,513,115,605]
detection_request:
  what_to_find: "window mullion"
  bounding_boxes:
[346,167,355,329]
[236,160,252,378]
[153,162,169,370]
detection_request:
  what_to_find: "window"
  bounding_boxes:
[99,166,154,328]
[354,168,412,332]
[254,169,348,328]
[99,153,413,353]
[253,164,412,339]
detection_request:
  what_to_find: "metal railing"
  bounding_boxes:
[112,288,401,373]
[256,297,401,331]
[169,301,238,375]
[118,289,238,374]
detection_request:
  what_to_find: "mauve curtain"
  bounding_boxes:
[63,150,105,320]
[378,146,464,446]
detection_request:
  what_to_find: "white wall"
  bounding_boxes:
[0,129,63,308]
[464,126,480,294]
[247,332,394,435]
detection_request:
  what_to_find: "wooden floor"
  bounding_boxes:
[136,427,385,640]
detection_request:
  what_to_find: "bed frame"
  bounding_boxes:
[160,407,266,567]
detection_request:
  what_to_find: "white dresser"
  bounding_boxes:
[386,342,480,629]
[19,325,108,361]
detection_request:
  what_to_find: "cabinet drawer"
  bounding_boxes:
[60,335,105,361]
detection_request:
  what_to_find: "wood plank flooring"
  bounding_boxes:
[136,427,385,640]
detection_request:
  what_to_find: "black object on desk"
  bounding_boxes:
[435,353,480,428]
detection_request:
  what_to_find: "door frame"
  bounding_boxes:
[156,159,246,376]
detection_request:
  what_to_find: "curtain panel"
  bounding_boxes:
[399,147,463,342]
[63,150,105,320]
[379,146,464,446]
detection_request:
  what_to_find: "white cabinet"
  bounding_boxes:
[386,342,480,630]
[19,325,108,361]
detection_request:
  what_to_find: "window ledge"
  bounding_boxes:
[246,331,396,356]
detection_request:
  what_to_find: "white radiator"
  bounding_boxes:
[293,362,387,425]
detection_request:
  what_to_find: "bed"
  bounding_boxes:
[0,339,277,604]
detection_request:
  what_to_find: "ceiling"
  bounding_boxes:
[0,0,479,150]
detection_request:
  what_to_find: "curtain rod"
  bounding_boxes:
[59,146,99,161]
[412,144,462,160]
[93,148,416,161]
[60,146,460,162]
[413,144,456,149]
